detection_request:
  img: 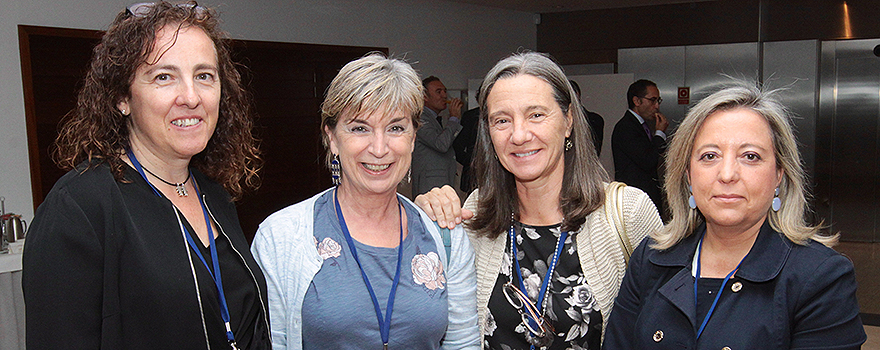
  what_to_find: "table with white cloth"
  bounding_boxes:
[0,252,24,350]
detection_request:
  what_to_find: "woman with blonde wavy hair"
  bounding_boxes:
[251,53,479,350]
[603,81,866,349]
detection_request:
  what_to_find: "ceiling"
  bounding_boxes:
[445,0,716,13]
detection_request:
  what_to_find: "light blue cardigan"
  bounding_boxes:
[251,188,480,350]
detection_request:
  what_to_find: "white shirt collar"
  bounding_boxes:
[628,109,647,125]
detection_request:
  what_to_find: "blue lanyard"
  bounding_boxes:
[693,231,745,340]
[334,188,404,349]
[127,149,237,348]
[509,223,568,349]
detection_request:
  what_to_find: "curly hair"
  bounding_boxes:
[53,1,261,200]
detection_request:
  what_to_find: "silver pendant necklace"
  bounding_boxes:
[140,164,191,197]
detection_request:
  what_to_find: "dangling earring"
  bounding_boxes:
[404,167,411,184]
[772,187,782,212]
[330,154,341,185]
[564,137,573,151]
[688,185,697,209]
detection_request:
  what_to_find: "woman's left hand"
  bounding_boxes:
[414,185,473,229]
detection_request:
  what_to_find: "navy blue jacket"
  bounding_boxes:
[604,221,865,349]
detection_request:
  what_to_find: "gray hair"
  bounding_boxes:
[319,53,423,167]
[468,51,608,239]
[655,80,834,250]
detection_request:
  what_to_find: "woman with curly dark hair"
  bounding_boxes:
[22,2,268,349]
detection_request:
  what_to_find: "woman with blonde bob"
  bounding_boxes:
[603,81,866,349]
[251,53,479,350]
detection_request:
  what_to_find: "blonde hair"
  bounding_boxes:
[319,52,423,167]
[654,80,835,250]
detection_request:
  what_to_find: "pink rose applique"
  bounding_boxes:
[412,252,446,290]
[316,237,342,260]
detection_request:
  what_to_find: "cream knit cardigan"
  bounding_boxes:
[463,183,663,342]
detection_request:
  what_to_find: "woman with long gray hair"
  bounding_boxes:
[417,52,663,349]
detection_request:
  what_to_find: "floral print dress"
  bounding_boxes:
[483,222,602,350]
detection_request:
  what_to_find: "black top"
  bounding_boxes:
[484,222,602,350]
[694,277,724,331]
[187,213,268,349]
[22,161,270,349]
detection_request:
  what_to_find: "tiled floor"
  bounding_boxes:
[866,326,880,349]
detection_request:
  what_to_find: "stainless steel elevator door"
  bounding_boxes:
[819,39,880,242]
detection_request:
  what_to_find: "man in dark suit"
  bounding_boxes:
[612,79,668,214]
[453,103,478,193]
[569,80,604,155]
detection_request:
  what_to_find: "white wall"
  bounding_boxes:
[0,0,536,220]
[569,74,635,175]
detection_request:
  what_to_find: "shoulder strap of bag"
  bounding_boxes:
[605,181,633,266]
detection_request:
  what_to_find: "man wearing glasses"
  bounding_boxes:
[612,79,669,214]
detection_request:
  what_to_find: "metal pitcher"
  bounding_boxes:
[2,214,27,243]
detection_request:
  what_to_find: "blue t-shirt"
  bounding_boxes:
[302,191,449,349]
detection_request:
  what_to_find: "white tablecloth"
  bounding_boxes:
[0,253,25,350]
[0,253,21,275]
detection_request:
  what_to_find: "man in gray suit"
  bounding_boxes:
[412,76,463,196]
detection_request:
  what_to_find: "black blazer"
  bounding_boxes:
[582,106,605,156]
[611,110,666,210]
[604,222,866,349]
[453,107,479,192]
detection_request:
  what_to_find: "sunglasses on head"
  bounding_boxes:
[126,2,207,18]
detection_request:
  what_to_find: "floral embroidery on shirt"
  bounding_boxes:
[316,237,342,260]
[412,252,446,290]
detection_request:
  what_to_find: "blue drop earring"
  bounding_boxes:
[688,185,697,209]
[330,154,341,185]
[772,187,782,212]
